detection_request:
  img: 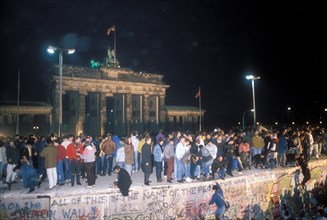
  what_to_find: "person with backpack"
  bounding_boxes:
[209,183,229,219]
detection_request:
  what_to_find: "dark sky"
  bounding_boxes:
[1,0,326,130]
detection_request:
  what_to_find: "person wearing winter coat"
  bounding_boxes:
[113,165,132,196]
[153,138,165,182]
[100,133,116,176]
[66,137,83,186]
[6,140,20,189]
[14,158,38,193]
[80,141,96,187]
[295,153,311,187]
[141,136,153,185]
[163,137,175,183]
[209,183,227,219]
[40,137,58,190]
[277,129,288,167]
[0,140,7,182]
[124,137,134,177]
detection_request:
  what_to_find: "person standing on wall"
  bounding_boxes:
[100,133,116,176]
[40,136,58,190]
[61,134,74,183]
[80,140,96,187]
[163,137,175,183]
[124,136,134,177]
[153,137,165,182]
[141,136,153,185]
[130,130,139,173]
[67,136,84,186]
[5,140,19,190]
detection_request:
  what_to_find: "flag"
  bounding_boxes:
[195,88,200,98]
[107,25,115,35]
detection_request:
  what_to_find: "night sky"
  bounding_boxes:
[1,0,326,130]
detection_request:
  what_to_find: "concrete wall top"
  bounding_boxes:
[1,158,326,220]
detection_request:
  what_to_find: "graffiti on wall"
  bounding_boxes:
[1,161,326,220]
[0,197,49,220]
[50,195,109,219]
[107,184,214,220]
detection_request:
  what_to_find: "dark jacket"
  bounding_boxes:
[116,168,132,196]
[6,146,20,165]
[209,188,225,208]
[278,135,288,154]
[141,143,153,174]
[216,141,225,158]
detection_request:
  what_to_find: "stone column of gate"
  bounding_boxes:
[76,92,86,136]
[125,94,132,136]
[48,114,52,134]
[159,95,166,128]
[100,93,107,137]
[143,95,149,131]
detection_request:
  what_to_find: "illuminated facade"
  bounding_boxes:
[0,66,204,137]
[0,101,52,137]
[50,65,204,137]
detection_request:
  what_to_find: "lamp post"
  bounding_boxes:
[287,106,291,124]
[47,45,75,138]
[245,74,260,128]
[242,109,254,130]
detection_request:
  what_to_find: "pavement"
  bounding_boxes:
[0,165,233,195]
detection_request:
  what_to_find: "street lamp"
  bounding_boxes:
[242,109,254,130]
[245,74,260,128]
[287,106,292,123]
[47,45,75,138]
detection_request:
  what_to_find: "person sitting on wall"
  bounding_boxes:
[252,152,266,169]
[113,165,132,197]
[211,155,226,180]
[14,158,38,193]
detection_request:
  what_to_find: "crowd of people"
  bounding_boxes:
[0,125,326,190]
[0,124,326,218]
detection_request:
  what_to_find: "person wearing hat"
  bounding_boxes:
[113,165,131,196]
[209,183,227,219]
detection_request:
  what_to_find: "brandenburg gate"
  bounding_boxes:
[51,65,202,137]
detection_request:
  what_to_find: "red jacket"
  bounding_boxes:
[66,143,83,160]
[57,144,66,161]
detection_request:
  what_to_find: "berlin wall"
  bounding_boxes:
[1,159,326,220]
